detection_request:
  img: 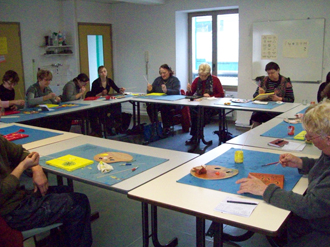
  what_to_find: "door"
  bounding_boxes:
[78,23,113,91]
[0,22,25,99]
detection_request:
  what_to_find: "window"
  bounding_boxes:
[87,35,104,89]
[188,9,239,87]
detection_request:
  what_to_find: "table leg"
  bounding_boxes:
[212,222,223,247]
[141,203,178,247]
[196,217,205,247]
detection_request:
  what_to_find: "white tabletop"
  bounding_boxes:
[0,123,81,150]
[226,117,321,158]
[198,97,301,113]
[276,104,309,119]
[29,135,198,193]
[128,143,309,235]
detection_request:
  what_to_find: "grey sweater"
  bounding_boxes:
[62,80,81,102]
[263,153,330,233]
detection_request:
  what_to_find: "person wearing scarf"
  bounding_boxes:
[185,63,224,145]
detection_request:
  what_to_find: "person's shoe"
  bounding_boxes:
[107,127,117,136]
[185,136,197,145]
[162,128,171,137]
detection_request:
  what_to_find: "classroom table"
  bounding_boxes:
[198,98,301,145]
[0,123,81,150]
[276,104,309,119]
[28,135,198,193]
[127,143,310,247]
[226,117,321,158]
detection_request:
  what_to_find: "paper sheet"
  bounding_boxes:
[282,141,306,151]
[214,196,259,217]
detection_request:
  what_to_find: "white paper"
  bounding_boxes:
[253,100,268,105]
[282,141,306,151]
[214,196,259,217]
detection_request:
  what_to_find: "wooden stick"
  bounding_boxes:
[261,161,279,167]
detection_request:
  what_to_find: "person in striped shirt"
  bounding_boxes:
[250,62,294,128]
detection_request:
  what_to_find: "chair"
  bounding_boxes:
[169,89,191,133]
[0,215,62,247]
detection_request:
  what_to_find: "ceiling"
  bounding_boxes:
[82,0,166,5]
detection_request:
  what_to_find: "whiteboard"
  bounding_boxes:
[252,18,325,82]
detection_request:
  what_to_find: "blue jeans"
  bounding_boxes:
[4,186,92,247]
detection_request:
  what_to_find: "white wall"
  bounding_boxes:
[1,0,329,124]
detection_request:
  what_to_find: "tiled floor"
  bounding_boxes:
[24,116,273,247]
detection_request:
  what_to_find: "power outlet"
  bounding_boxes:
[143,103,147,109]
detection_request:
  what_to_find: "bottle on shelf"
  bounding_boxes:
[58,31,63,46]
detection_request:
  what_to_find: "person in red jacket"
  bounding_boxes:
[185,63,224,145]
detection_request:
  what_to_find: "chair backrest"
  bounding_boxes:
[0,215,23,247]
[22,223,63,240]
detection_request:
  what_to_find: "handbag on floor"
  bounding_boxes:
[143,122,163,143]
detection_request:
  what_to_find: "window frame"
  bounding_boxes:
[188,9,239,91]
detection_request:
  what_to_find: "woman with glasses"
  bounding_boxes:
[185,63,224,145]
[61,73,89,102]
[250,62,295,128]
[146,64,181,136]
[0,70,25,111]
[236,99,330,246]
[26,69,61,108]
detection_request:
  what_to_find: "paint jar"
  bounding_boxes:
[234,150,244,163]
[288,125,295,135]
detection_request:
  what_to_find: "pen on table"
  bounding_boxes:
[262,161,280,167]
[227,200,258,205]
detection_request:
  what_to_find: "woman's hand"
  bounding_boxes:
[161,84,167,93]
[102,89,108,96]
[236,174,268,196]
[46,92,56,100]
[54,96,61,103]
[21,152,40,170]
[31,165,49,196]
[147,83,152,92]
[187,83,192,93]
[270,94,282,101]
[258,87,265,94]
[120,87,126,94]
[80,86,86,94]
[14,100,25,106]
[279,153,303,169]
[203,93,210,97]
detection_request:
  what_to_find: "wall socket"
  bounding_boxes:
[142,103,147,108]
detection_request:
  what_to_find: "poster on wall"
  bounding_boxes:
[283,39,309,58]
[261,35,277,60]
[0,37,8,54]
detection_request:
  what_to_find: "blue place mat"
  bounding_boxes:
[39,144,169,187]
[0,125,63,145]
[261,121,304,140]
[215,101,282,110]
[135,95,186,101]
[177,148,302,199]
[298,106,309,114]
[0,109,47,123]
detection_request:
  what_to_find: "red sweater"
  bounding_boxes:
[187,75,224,97]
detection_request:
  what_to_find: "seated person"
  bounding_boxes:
[146,64,181,136]
[26,69,61,108]
[0,70,25,111]
[250,62,294,128]
[236,99,330,247]
[61,73,88,102]
[89,66,125,136]
[185,63,224,145]
[25,70,64,130]
[0,100,92,247]
[317,71,330,102]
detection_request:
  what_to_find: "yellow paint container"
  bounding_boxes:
[234,150,244,163]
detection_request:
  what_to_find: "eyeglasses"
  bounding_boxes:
[305,133,322,141]
[6,80,18,86]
